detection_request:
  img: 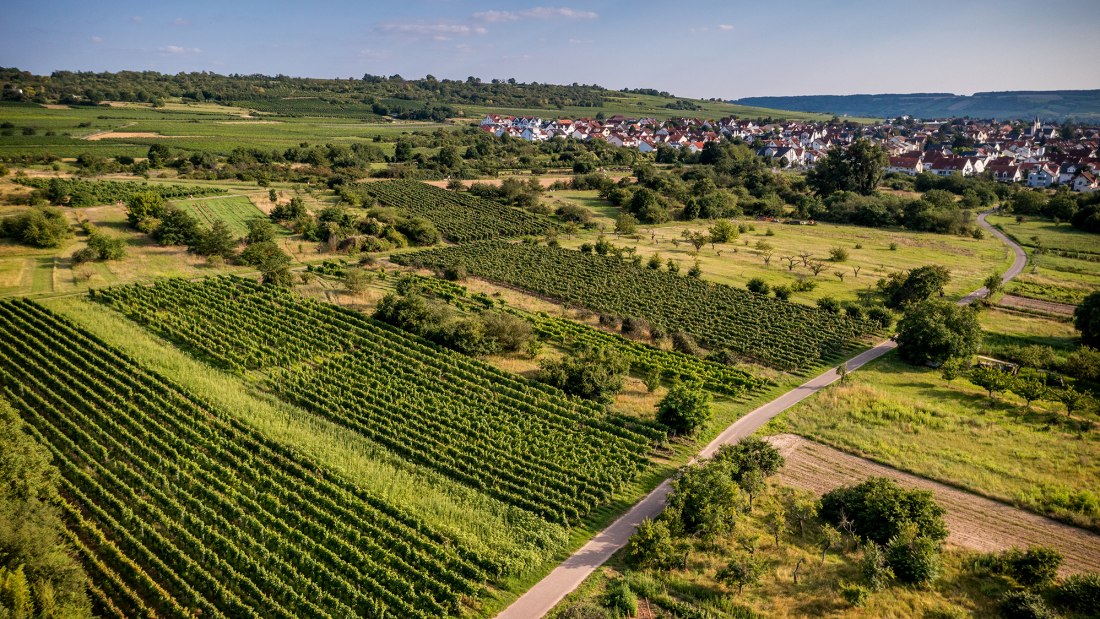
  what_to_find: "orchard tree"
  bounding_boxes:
[717,555,766,595]
[1012,373,1049,409]
[969,365,1014,400]
[626,518,679,570]
[125,191,166,225]
[1075,291,1100,347]
[713,437,785,480]
[896,300,982,366]
[665,460,743,538]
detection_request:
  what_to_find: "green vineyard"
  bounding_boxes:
[357,179,557,242]
[405,274,770,396]
[0,298,491,618]
[92,277,656,524]
[393,241,878,370]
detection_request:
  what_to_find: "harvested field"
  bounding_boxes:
[765,433,1100,574]
[997,294,1076,316]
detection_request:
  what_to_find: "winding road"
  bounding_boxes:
[497,210,1029,619]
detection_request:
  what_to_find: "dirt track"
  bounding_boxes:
[766,434,1100,574]
[998,294,1076,316]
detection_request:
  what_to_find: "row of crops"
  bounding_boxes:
[92,277,656,524]
[357,179,556,242]
[16,177,226,207]
[0,298,491,618]
[393,242,879,371]
[407,274,770,397]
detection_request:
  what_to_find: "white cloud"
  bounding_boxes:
[174,18,191,26]
[718,24,734,31]
[90,36,103,44]
[377,22,488,40]
[159,45,201,55]
[473,7,599,23]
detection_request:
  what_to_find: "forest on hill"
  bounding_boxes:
[733,90,1100,121]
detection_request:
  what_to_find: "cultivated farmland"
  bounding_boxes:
[176,195,268,236]
[93,276,657,524]
[393,241,879,370]
[0,298,491,618]
[356,180,557,242]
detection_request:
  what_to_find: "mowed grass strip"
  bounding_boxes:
[176,195,266,236]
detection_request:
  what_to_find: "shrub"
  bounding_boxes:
[537,346,630,404]
[829,246,850,262]
[443,262,467,281]
[773,285,791,301]
[1053,572,1100,615]
[819,477,947,545]
[1,208,71,248]
[998,590,1061,619]
[602,580,637,618]
[817,296,841,314]
[746,277,770,295]
[626,518,678,569]
[839,582,871,607]
[885,532,941,586]
[896,300,981,366]
[657,384,712,436]
[712,437,784,480]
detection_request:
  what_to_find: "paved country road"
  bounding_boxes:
[496,210,1029,619]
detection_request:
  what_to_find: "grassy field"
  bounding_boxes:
[549,483,1004,619]
[551,191,1013,307]
[987,214,1100,256]
[175,194,268,235]
[979,307,1079,361]
[763,351,1100,531]
[985,214,1099,305]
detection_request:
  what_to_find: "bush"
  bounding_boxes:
[602,580,637,618]
[860,542,894,591]
[657,384,712,436]
[443,262,468,281]
[1053,572,1100,615]
[0,208,71,248]
[626,519,678,570]
[839,582,871,607]
[537,346,629,404]
[773,285,791,301]
[817,296,841,314]
[712,437,784,480]
[885,532,942,586]
[819,477,948,545]
[670,331,703,356]
[480,311,533,353]
[746,277,770,295]
[866,306,893,329]
[995,547,1063,588]
[1075,291,1100,348]
[829,246,850,262]
[998,590,1061,619]
[70,246,99,265]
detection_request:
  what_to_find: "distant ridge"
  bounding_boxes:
[731,90,1100,122]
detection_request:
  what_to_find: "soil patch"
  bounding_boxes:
[997,294,1076,316]
[83,132,195,141]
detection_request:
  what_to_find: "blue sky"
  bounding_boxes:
[4,0,1099,98]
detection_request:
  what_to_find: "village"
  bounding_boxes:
[480,113,1100,192]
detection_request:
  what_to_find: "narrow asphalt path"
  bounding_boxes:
[497,211,1028,619]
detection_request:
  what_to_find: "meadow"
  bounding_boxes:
[764,352,1100,531]
[176,195,268,235]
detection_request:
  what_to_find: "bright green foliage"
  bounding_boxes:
[885,529,942,586]
[537,346,630,404]
[0,207,71,248]
[819,477,948,546]
[1053,572,1100,615]
[988,547,1063,588]
[1012,372,1049,408]
[244,217,276,244]
[716,554,766,595]
[1076,291,1100,347]
[194,219,238,258]
[125,190,167,225]
[896,300,982,366]
[16,177,223,208]
[665,460,743,538]
[656,384,711,436]
[713,437,785,481]
[356,180,555,242]
[614,213,638,235]
[627,519,679,570]
[152,206,201,247]
[0,298,490,618]
[394,242,877,370]
[602,580,638,618]
[238,241,292,286]
[806,139,888,196]
[940,356,968,383]
[839,582,871,607]
[93,278,653,525]
[998,590,1060,619]
[969,365,1014,399]
[878,265,952,308]
[859,542,894,591]
[708,219,738,243]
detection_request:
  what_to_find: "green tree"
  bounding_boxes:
[239,240,293,286]
[195,219,238,258]
[1012,373,1049,409]
[396,216,441,246]
[717,554,766,595]
[1055,384,1091,418]
[885,528,942,586]
[244,218,276,244]
[708,219,738,243]
[536,346,630,404]
[712,437,785,481]
[86,231,125,260]
[738,468,766,512]
[665,460,743,538]
[807,139,888,196]
[152,206,201,247]
[626,518,678,569]
[969,365,1014,400]
[656,383,712,436]
[878,265,951,308]
[1075,291,1100,347]
[614,212,637,235]
[940,356,968,384]
[896,300,982,366]
[125,190,166,225]
[819,477,948,546]
[859,542,894,591]
[343,268,372,294]
[0,208,71,248]
[983,272,1004,302]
